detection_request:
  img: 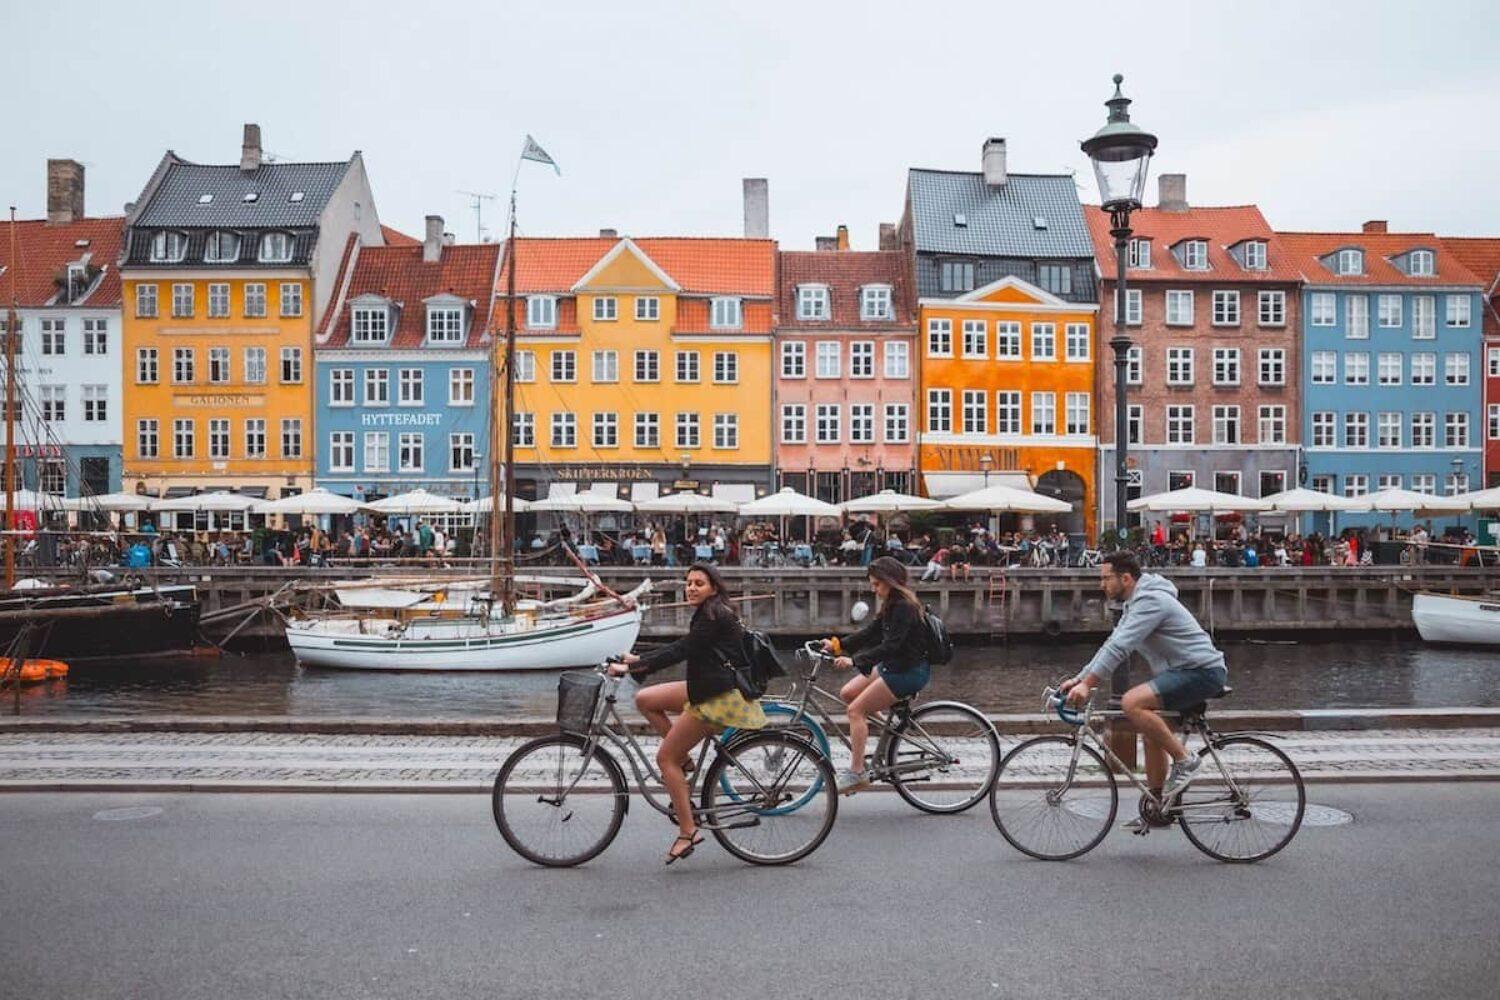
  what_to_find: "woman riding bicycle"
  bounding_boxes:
[820,556,930,795]
[610,563,765,864]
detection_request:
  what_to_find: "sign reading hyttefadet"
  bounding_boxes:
[360,413,444,427]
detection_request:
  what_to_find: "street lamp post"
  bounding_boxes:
[1082,73,1158,541]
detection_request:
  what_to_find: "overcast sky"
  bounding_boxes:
[6,0,1498,250]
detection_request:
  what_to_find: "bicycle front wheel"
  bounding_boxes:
[701,730,838,866]
[1177,736,1305,863]
[989,735,1117,861]
[492,733,627,868]
[885,701,1000,814]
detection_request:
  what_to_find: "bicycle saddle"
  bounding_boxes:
[1179,686,1231,719]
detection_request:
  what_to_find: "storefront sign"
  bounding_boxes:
[175,393,265,408]
[360,412,444,427]
[553,466,653,481]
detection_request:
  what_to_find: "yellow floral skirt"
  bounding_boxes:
[685,689,767,732]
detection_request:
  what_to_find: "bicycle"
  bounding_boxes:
[989,685,1304,863]
[493,661,838,868]
[724,642,1000,814]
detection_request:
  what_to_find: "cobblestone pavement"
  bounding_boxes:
[1,728,1498,789]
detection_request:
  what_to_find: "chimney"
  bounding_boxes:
[239,123,263,172]
[743,178,769,239]
[981,138,1007,188]
[878,223,897,251]
[423,215,444,263]
[1362,220,1388,234]
[815,236,838,252]
[1158,173,1188,212]
[46,159,85,224]
[835,225,849,251]
[599,228,618,238]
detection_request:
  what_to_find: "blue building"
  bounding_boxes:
[314,219,501,504]
[1282,225,1485,530]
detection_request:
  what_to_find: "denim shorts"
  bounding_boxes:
[872,661,931,699]
[1150,666,1228,712]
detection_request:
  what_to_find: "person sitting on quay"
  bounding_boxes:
[920,541,948,582]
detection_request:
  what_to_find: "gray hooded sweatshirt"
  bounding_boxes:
[1077,573,1226,682]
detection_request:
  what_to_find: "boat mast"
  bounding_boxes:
[4,208,17,590]
[491,189,519,616]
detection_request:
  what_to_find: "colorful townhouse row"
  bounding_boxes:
[4,126,1500,540]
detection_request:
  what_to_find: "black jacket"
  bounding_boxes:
[842,599,927,674]
[633,602,745,703]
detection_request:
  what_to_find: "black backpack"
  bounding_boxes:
[923,605,954,666]
[729,628,786,700]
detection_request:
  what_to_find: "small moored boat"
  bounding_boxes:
[1412,592,1500,647]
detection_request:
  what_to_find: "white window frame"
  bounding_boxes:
[135,283,158,319]
[712,413,738,450]
[1412,412,1436,449]
[995,321,1021,359]
[1258,405,1286,444]
[1446,295,1472,328]
[398,367,424,406]
[1128,238,1151,269]
[258,232,294,263]
[448,367,475,406]
[1126,345,1143,385]
[1377,352,1403,386]
[171,283,194,318]
[551,350,576,383]
[780,404,807,444]
[1183,240,1208,270]
[1345,294,1369,339]
[860,285,893,321]
[884,340,910,378]
[676,412,700,449]
[1243,241,1267,270]
[1030,391,1056,436]
[592,296,618,322]
[150,231,187,263]
[849,403,875,443]
[850,341,875,379]
[1258,348,1285,386]
[1064,323,1090,362]
[796,285,830,321]
[1409,249,1435,276]
[208,346,231,384]
[1166,347,1194,386]
[883,404,909,444]
[995,390,1022,435]
[1311,412,1336,448]
[1165,290,1194,326]
[780,341,805,378]
[1212,290,1240,326]
[1212,347,1240,386]
[1257,290,1285,326]
[674,350,698,383]
[713,351,739,384]
[815,403,842,444]
[1310,292,1336,326]
[137,418,159,458]
[364,432,390,472]
[1445,353,1470,386]
[1413,296,1436,339]
[634,296,660,321]
[1377,411,1403,449]
[244,282,267,319]
[926,318,952,357]
[363,368,389,406]
[396,431,423,472]
[592,412,619,449]
[814,342,840,379]
[552,412,578,448]
[426,306,464,344]
[330,368,354,406]
[1411,352,1437,386]
[961,390,986,435]
[351,307,389,344]
[635,412,660,449]
[1211,404,1240,445]
[137,347,158,384]
[280,346,302,384]
[927,389,952,433]
[1378,294,1402,328]
[961,319,987,359]
[1166,405,1194,445]
[634,350,659,383]
[1337,249,1363,275]
[592,349,619,384]
[1029,322,1056,361]
[1344,351,1369,386]
[710,297,742,329]
[1065,392,1090,435]
[1445,413,1470,449]
[208,282,230,318]
[1344,412,1369,449]
[329,431,355,472]
[526,295,557,329]
[279,282,302,318]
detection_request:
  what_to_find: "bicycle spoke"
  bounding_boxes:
[703,732,837,865]
[887,703,999,814]
[1177,736,1304,863]
[990,736,1116,861]
[494,736,625,867]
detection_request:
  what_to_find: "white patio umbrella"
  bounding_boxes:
[528,491,634,514]
[151,491,260,513]
[1363,487,1467,514]
[635,491,740,515]
[254,488,365,516]
[1,488,64,511]
[363,488,466,515]
[1127,486,1272,513]
[1447,486,1500,512]
[941,484,1072,514]
[738,487,842,518]
[841,489,943,515]
[466,494,533,513]
[60,491,154,512]
[1260,487,1372,513]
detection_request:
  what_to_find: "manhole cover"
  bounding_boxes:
[93,806,163,822]
[1063,799,1351,827]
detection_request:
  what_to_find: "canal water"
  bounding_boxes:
[7,636,1500,718]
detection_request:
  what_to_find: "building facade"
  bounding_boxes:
[1088,177,1302,531]
[0,160,124,501]
[1441,237,1500,490]
[120,124,382,510]
[1281,223,1484,529]
[774,241,917,502]
[314,217,500,501]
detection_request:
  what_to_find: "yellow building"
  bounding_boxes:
[498,236,776,505]
[119,124,382,522]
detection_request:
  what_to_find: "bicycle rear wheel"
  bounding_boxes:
[719,701,831,815]
[989,735,1117,861]
[492,734,627,868]
[885,701,1000,814]
[700,730,838,866]
[1177,736,1304,863]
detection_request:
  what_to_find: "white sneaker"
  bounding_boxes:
[835,769,870,795]
[1163,755,1204,799]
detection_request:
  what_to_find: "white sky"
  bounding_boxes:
[5,0,1498,249]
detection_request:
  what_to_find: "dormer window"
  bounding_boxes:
[149,231,187,263]
[526,295,557,329]
[1337,249,1363,275]
[426,304,464,344]
[64,263,90,304]
[1409,249,1435,276]
[860,285,893,321]
[1183,240,1209,270]
[258,232,294,263]
[351,304,390,344]
[1243,241,1267,270]
[1127,238,1151,269]
[710,296,742,329]
[796,285,830,321]
[203,231,240,263]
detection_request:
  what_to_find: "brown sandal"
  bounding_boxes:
[665,832,703,865]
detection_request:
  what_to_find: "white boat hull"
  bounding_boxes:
[286,606,642,671]
[1412,592,1500,647]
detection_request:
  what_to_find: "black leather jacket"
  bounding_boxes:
[633,602,746,703]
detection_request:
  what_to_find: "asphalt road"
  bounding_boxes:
[3,784,1498,1000]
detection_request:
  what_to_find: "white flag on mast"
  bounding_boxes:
[520,135,560,175]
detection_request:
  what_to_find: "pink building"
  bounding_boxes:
[774,238,918,502]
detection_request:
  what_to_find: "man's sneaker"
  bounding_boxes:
[1163,755,1204,799]
[1121,817,1150,836]
[835,769,870,795]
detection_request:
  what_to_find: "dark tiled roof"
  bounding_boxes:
[122,227,317,268]
[0,216,125,307]
[777,250,916,330]
[134,158,351,228]
[1086,205,1301,284]
[321,242,502,349]
[907,169,1094,258]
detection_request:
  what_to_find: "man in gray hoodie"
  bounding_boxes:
[1062,551,1228,803]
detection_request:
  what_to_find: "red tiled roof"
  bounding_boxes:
[380,224,421,247]
[496,237,776,297]
[1085,205,1299,283]
[1441,237,1500,294]
[1277,231,1482,287]
[0,216,125,307]
[321,242,503,349]
[777,250,916,330]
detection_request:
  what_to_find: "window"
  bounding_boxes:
[396,431,422,471]
[40,385,65,422]
[624,350,654,383]
[1311,474,1334,495]
[592,412,618,448]
[860,286,892,320]
[551,350,576,383]
[40,319,65,355]
[1212,348,1240,386]
[635,412,660,449]
[1126,345,1143,384]
[244,283,267,318]
[511,414,534,449]
[137,419,159,458]
[449,367,474,405]
[208,283,230,318]
[1215,471,1242,495]
[927,389,952,433]
[83,385,107,423]
[135,283,158,318]
[364,369,389,405]
[713,351,739,384]
[1128,239,1151,269]
[1378,353,1403,385]
[1166,347,1194,385]
[634,296,659,321]
[1310,350,1336,384]
[279,283,302,317]
[173,418,194,458]
[1030,323,1056,360]
[172,347,195,383]
[208,346,230,383]
[245,418,266,459]
[1490,347,1500,378]
[780,341,805,378]
[1412,296,1435,339]
[1344,474,1369,498]
[927,318,952,356]
[364,432,390,471]
[280,346,302,383]
[815,342,840,378]
[427,307,463,343]
[171,283,194,318]
[1343,294,1371,338]
[1447,295,1471,328]
[816,404,842,443]
[1310,292,1336,326]
[1412,412,1436,449]
[884,341,910,378]
[397,368,424,405]
[1311,411,1336,448]
[1445,353,1470,386]
[961,320,987,358]
[713,413,738,449]
[1344,412,1369,449]
[1166,405,1194,444]
[279,418,303,459]
[996,391,1021,435]
[1446,472,1470,496]
[514,350,535,383]
[591,296,617,321]
[1121,288,1143,326]
[675,350,698,383]
[552,413,577,448]
[527,296,557,329]
[710,297,742,328]
[208,418,230,459]
[592,349,618,383]
[1065,392,1090,435]
[1491,405,1500,442]
[884,404,909,443]
[939,261,975,292]
[1126,404,1143,445]
[1031,391,1056,435]
[1065,323,1090,361]
[329,432,354,472]
[1409,249,1435,276]
[1258,290,1285,326]
[446,433,475,474]
[1377,412,1403,449]
[1378,294,1402,328]
[1038,264,1071,295]
[1337,249,1363,275]
[1258,349,1285,386]
[1258,471,1287,498]
[1212,290,1240,325]
[850,341,874,378]
[961,390,986,434]
[1169,471,1197,491]
[1344,352,1369,385]
[150,231,187,263]
[1411,352,1436,385]
[1183,241,1208,270]
[1165,290,1194,325]
[796,286,830,320]
[1243,241,1267,270]
[352,307,388,343]
[1413,473,1436,495]
[995,322,1021,359]
[1258,405,1286,444]
[676,413,700,449]
[1445,412,1470,448]
[258,233,294,263]
[1211,405,1240,444]
[781,404,806,443]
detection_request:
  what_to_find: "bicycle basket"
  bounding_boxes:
[556,672,604,734]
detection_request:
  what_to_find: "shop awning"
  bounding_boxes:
[923,472,1031,499]
[711,483,757,504]
[545,483,578,499]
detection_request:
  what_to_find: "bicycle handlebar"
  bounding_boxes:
[1042,685,1088,727]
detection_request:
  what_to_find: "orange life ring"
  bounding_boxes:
[6,659,68,683]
